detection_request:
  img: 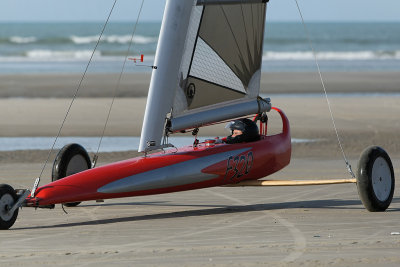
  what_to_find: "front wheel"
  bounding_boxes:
[356,146,395,212]
[52,143,92,207]
[0,184,19,230]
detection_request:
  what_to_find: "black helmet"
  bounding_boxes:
[225,118,260,144]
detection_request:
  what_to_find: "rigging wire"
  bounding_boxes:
[294,0,355,178]
[92,0,146,167]
[35,0,119,187]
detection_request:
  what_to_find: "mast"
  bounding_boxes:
[138,0,194,152]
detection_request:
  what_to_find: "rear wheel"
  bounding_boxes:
[0,184,19,230]
[52,143,91,207]
[356,146,395,212]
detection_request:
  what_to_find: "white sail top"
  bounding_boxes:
[139,0,268,152]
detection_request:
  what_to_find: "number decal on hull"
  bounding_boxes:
[225,151,253,182]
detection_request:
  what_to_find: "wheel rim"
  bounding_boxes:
[371,156,392,202]
[66,154,89,176]
[0,193,15,221]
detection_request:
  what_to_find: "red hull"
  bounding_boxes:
[26,108,291,207]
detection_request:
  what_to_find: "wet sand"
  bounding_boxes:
[1,72,400,98]
[1,95,400,159]
[0,72,399,266]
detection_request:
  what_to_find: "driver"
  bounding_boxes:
[225,118,260,144]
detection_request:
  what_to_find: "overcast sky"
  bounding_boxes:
[1,0,400,22]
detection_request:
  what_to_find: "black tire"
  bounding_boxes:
[52,143,91,207]
[0,184,19,230]
[356,146,395,212]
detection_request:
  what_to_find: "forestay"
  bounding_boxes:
[139,0,270,152]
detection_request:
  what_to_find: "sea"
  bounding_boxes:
[1,22,400,74]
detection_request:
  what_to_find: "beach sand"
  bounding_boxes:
[0,72,399,266]
[2,71,400,98]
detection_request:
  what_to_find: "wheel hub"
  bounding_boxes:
[371,156,392,202]
[0,194,15,221]
[66,154,89,176]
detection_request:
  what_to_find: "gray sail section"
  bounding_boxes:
[190,38,246,94]
[172,2,267,121]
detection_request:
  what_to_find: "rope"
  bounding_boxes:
[36,0,118,184]
[294,0,355,178]
[92,0,145,167]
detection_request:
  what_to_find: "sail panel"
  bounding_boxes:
[185,76,245,110]
[198,4,265,90]
[179,5,203,80]
[189,37,246,94]
[172,5,203,117]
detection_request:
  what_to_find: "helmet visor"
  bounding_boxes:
[225,121,234,134]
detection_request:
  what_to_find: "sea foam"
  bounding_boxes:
[70,34,157,45]
[263,51,400,61]
[10,36,37,44]
[25,49,101,60]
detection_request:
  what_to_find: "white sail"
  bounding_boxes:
[139,0,269,152]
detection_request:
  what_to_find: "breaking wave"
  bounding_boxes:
[0,35,157,45]
[2,49,400,62]
[9,36,38,44]
[263,51,400,61]
[25,50,101,60]
[2,50,399,62]
[71,35,157,44]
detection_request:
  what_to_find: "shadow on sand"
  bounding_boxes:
[13,197,400,230]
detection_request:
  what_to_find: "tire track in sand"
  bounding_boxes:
[207,189,307,262]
